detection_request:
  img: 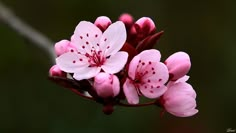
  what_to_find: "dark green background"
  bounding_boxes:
[0,0,235,133]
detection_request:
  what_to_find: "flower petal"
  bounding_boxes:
[142,62,169,84]
[71,21,102,54]
[123,79,139,104]
[165,96,198,117]
[73,67,101,80]
[138,49,161,62]
[164,82,196,99]
[112,74,120,97]
[128,55,140,80]
[56,52,88,73]
[140,84,167,99]
[101,51,128,74]
[100,21,127,56]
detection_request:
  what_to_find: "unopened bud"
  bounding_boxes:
[135,17,156,35]
[119,13,134,29]
[94,72,120,98]
[49,65,66,77]
[54,40,76,56]
[165,52,191,80]
[94,16,112,32]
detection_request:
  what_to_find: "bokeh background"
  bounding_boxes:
[0,0,235,133]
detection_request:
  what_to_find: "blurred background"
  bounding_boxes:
[0,0,235,133]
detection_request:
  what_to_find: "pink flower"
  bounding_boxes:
[161,76,198,117]
[56,21,128,80]
[123,49,169,104]
[94,72,120,98]
[165,52,191,80]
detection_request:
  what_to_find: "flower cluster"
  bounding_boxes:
[49,14,198,117]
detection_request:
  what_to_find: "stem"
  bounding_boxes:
[0,1,56,64]
[68,88,95,101]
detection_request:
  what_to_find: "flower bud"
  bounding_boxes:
[162,82,198,117]
[54,40,76,56]
[119,13,134,29]
[135,17,156,35]
[165,52,191,81]
[49,65,66,77]
[94,72,120,98]
[94,16,112,32]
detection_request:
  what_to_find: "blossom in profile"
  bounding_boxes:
[123,49,169,104]
[160,76,198,117]
[56,21,128,80]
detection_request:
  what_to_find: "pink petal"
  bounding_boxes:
[101,51,128,74]
[167,75,190,87]
[177,75,190,82]
[164,82,196,99]
[127,49,162,80]
[128,55,140,80]
[73,67,101,80]
[138,49,161,62]
[140,84,167,99]
[112,74,120,97]
[142,62,169,84]
[100,21,127,56]
[178,109,198,117]
[56,52,88,73]
[71,21,102,54]
[123,79,139,104]
[165,96,197,117]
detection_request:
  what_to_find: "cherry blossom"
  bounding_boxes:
[161,76,198,117]
[56,21,128,80]
[123,49,169,104]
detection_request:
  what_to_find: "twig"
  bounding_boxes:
[0,1,56,63]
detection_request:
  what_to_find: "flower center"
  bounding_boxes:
[87,50,105,67]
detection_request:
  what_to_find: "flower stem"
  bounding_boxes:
[68,88,95,101]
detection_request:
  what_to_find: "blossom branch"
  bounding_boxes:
[0,1,56,63]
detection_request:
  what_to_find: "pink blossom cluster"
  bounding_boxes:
[49,14,198,117]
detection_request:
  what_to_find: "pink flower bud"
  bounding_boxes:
[94,16,112,32]
[119,13,134,29]
[135,17,156,35]
[54,40,76,56]
[162,82,198,117]
[165,52,191,81]
[94,72,120,98]
[49,65,66,77]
